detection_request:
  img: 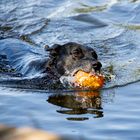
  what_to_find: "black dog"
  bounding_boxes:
[0,38,102,89]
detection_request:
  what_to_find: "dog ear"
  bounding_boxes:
[44,45,50,51]
[45,44,62,56]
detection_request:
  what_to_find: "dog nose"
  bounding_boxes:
[92,61,102,71]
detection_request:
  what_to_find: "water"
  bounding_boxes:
[0,0,140,139]
[0,83,140,139]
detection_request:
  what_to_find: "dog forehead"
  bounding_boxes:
[63,42,82,49]
[63,42,94,53]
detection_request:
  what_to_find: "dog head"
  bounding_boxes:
[45,42,102,77]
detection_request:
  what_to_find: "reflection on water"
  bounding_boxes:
[74,4,107,13]
[47,91,104,120]
[117,23,140,30]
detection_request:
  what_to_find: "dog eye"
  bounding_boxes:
[92,51,98,59]
[72,49,84,59]
[72,48,82,55]
[73,50,80,55]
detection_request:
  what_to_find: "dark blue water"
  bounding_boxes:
[0,0,140,139]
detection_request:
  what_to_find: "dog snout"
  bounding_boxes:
[92,61,102,71]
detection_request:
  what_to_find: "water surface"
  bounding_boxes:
[0,0,140,139]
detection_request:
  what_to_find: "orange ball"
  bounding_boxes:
[74,70,104,90]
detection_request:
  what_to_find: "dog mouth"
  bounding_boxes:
[60,68,104,90]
